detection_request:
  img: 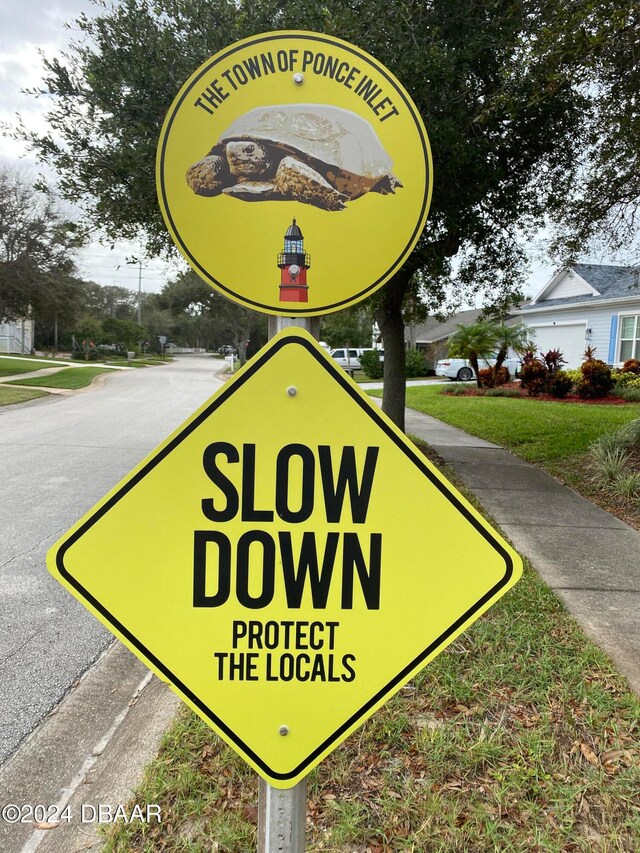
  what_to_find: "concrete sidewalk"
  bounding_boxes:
[398,403,640,695]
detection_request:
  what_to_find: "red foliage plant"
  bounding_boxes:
[622,358,640,375]
[478,366,510,387]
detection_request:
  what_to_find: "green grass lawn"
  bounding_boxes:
[381,386,640,473]
[0,357,54,377]
[6,366,113,390]
[0,386,49,406]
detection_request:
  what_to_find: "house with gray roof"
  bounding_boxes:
[404,308,483,368]
[514,264,640,369]
[405,307,522,369]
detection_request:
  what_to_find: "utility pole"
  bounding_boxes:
[137,260,142,326]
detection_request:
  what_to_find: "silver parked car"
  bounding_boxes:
[435,354,521,381]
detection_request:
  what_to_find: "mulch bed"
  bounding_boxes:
[448,382,630,404]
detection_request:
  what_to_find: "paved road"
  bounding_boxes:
[0,356,225,764]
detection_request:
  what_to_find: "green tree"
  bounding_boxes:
[18,0,592,427]
[0,166,82,324]
[541,0,640,261]
[320,307,373,349]
[158,270,267,360]
[448,320,499,388]
[71,314,103,359]
[140,294,176,351]
[102,318,148,350]
[81,283,138,321]
[32,273,87,351]
[491,324,535,387]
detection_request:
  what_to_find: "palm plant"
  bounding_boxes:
[491,324,536,386]
[448,320,499,388]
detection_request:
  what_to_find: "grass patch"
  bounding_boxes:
[378,386,640,475]
[103,558,640,853]
[6,366,113,389]
[0,386,49,406]
[0,357,52,377]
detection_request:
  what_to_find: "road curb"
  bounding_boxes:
[0,642,180,853]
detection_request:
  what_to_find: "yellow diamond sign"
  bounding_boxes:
[47,329,521,788]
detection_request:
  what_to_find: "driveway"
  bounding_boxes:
[0,355,226,764]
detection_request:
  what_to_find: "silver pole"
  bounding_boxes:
[268,315,321,338]
[258,778,307,852]
[256,312,320,852]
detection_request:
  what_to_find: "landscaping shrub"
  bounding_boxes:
[619,387,640,402]
[609,472,640,502]
[564,368,582,385]
[519,353,548,395]
[613,372,640,398]
[577,353,614,399]
[589,418,640,501]
[405,348,427,377]
[547,370,574,398]
[359,349,383,380]
[484,387,522,397]
[71,349,99,361]
[541,348,566,373]
[590,447,630,487]
[478,366,509,387]
[439,383,468,395]
[622,358,640,375]
[612,371,639,388]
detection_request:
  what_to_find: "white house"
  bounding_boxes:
[515,264,640,369]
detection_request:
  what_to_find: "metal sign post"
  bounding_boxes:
[258,777,307,853]
[258,314,319,851]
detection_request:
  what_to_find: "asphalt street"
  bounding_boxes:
[0,355,225,765]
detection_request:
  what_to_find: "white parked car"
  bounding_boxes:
[330,348,384,370]
[435,354,521,381]
[330,348,365,369]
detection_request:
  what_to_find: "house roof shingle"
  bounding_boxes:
[405,306,525,344]
[405,308,484,343]
[521,264,640,312]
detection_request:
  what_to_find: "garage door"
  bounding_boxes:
[528,323,586,369]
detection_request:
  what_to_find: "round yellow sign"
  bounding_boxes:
[157,31,432,316]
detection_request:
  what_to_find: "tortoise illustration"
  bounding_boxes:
[186,104,402,211]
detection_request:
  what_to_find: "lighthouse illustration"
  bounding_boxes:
[277,219,311,303]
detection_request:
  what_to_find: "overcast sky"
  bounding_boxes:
[0,0,555,304]
[0,0,181,296]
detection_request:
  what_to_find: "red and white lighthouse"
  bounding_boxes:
[278,219,311,303]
